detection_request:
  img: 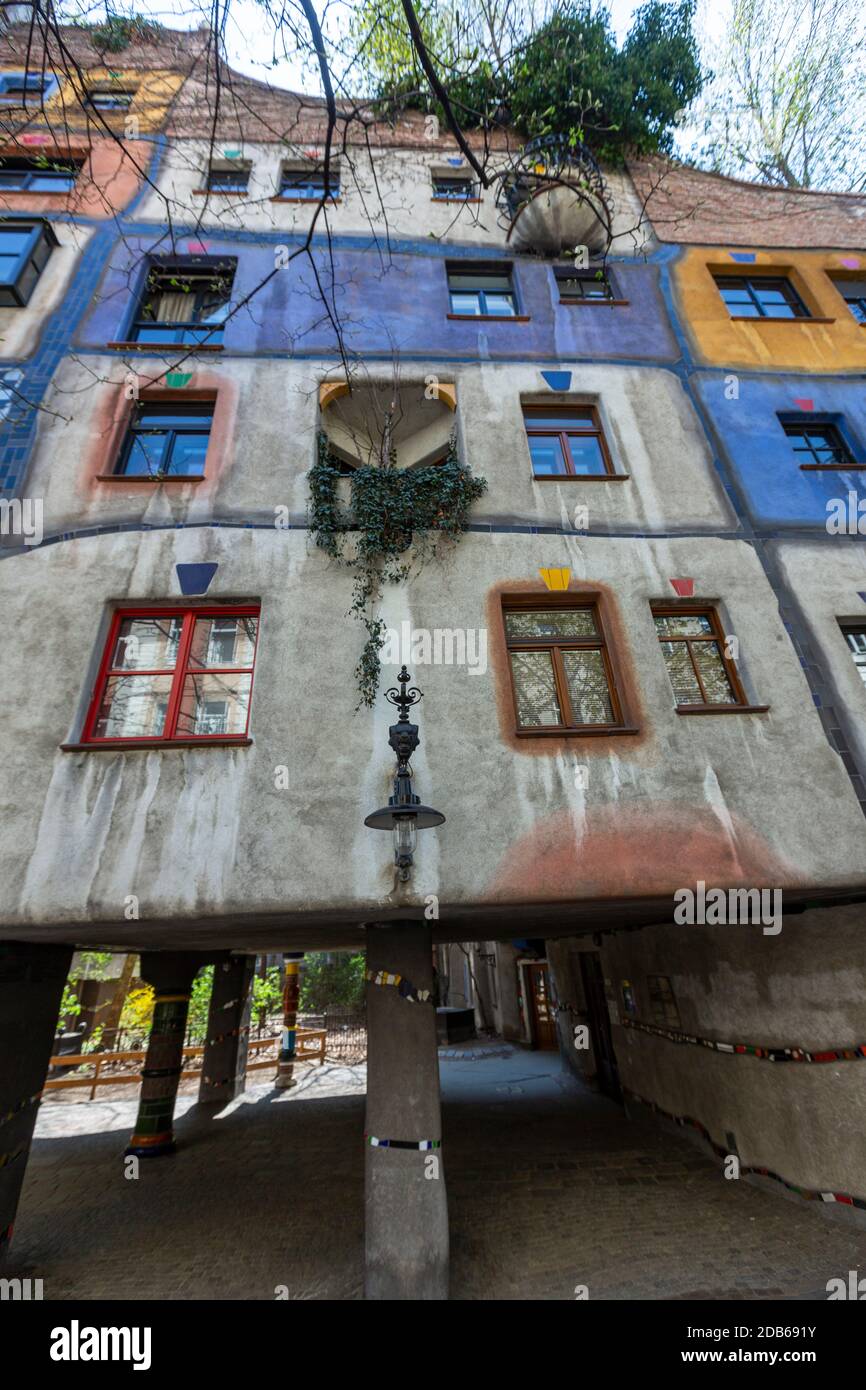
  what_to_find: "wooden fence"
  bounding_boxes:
[43,1030,326,1101]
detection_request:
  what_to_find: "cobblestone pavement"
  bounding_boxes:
[7,1047,866,1300]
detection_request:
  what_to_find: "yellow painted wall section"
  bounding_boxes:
[672,246,866,372]
[5,67,185,134]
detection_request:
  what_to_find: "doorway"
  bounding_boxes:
[525,962,557,1050]
[579,952,622,1101]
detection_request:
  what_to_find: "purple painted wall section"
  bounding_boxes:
[76,236,679,362]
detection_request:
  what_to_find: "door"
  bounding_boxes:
[526,962,557,1050]
[579,952,622,1101]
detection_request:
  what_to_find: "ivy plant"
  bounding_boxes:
[309,431,487,707]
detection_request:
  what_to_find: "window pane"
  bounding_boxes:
[509,651,561,727]
[448,274,511,291]
[0,255,21,281]
[659,641,703,704]
[482,293,515,316]
[692,642,737,703]
[94,674,174,738]
[566,433,607,474]
[111,616,183,670]
[505,609,597,640]
[762,302,797,318]
[524,410,595,428]
[449,291,480,315]
[176,672,253,735]
[754,287,788,304]
[29,173,75,191]
[167,432,209,475]
[561,649,613,723]
[653,614,712,638]
[0,230,33,254]
[528,436,567,476]
[135,406,214,429]
[121,432,170,476]
[188,616,258,668]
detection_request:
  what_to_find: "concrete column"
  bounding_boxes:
[126,951,204,1158]
[365,921,448,1301]
[198,954,255,1105]
[0,943,72,1260]
[275,953,303,1090]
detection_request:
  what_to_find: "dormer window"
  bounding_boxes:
[0,72,58,105]
[86,89,134,112]
[131,259,235,346]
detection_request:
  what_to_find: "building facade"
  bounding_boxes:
[1,21,865,1298]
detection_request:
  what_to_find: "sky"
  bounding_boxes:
[56,0,733,96]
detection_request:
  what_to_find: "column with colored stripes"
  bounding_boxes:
[275,953,304,1089]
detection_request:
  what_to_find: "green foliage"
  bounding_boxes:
[59,982,81,1027]
[119,984,155,1044]
[346,0,704,162]
[309,431,487,706]
[86,14,164,53]
[252,965,283,1030]
[186,966,214,1043]
[299,953,366,1012]
[70,950,113,982]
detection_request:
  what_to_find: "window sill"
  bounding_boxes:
[106,341,224,352]
[533,472,630,482]
[515,724,640,739]
[675,705,769,716]
[270,195,341,204]
[559,298,630,307]
[61,738,253,751]
[95,473,205,483]
[447,313,530,323]
[728,315,835,324]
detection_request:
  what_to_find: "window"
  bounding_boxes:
[555,265,613,301]
[114,401,214,477]
[647,976,681,1028]
[86,89,134,111]
[781,418,857,469]
[0,220,57,306]
[84,608,260,744]
[206,165,249,194]
[653,607,746,709]
[0,73,57,104]
[0,155,81,192]
[523,405,614,477]
[277,167,339,200]
[447,263,516,317]
[131,260,235,345]
[830,277,866,324]
[503,601,622,732]
[432,174,476,199]
[713,274,809,319]
[842,627,866,685]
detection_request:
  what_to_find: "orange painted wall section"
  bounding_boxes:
[0,138,151,218]
[671,246,866,372]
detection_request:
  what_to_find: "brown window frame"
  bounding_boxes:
[502,594,631,736]
[652,604,750,711]
[522,404,615,479]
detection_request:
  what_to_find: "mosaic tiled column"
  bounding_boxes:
[275,953,304,1090]
[365,922,448,1300]
[126,952,205,1158]
[198,954,256,1105]
[0,943,72,1261]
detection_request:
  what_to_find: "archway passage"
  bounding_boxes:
[7,1043,866,1300]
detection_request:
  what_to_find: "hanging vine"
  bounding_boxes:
[309,430,488,707]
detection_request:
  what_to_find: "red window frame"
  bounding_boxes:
[82,605,261,745]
